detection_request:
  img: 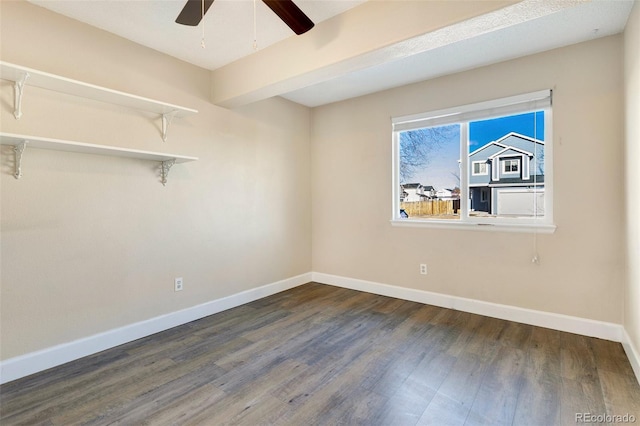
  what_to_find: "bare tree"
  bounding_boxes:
[399,126,457,182]
[536,149,545,176]
[450,170,460,187]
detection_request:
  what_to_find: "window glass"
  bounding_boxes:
[398,125,461,220]
[472,162,488,175]
[392,91,551,228]
[469,112,545,219]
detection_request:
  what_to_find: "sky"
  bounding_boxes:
[470,111,545,150]
[402,111,544,190]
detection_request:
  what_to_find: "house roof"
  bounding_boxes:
[468,142,508,157]
[488,146,534,160]
[401,183,435,191]
[469,132,544,158]
[496,132,545,146]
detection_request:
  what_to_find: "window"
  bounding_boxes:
[472,161,488,175]
[480,188,488,203]
[502,159,520,174]
[392,90,554,232]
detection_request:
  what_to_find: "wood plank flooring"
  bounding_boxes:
[1,282,639,425]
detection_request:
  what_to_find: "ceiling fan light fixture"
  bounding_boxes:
[262,0,314,35]
[176,0,214,26]
[175,0,314,36]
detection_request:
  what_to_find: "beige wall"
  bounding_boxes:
[0,1,311,360]
[0,0,633,366]
[312,35,626,323]
[625,2,640,357]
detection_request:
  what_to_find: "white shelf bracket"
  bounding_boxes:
[161,110,178,142]
[160,159,176,186]
[13,141,27,179]
[13,72,30,119]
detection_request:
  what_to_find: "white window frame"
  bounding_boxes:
[502,159,520,175]
[391,90,555,233]
[472,161,488,176]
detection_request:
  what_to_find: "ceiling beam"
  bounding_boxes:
[210,0,519,108]
[210,0,588,109]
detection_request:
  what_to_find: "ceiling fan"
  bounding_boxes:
[176,0,315,35]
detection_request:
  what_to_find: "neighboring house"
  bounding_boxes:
[435,188,459,200]
[468,132,545,216]
[400,183,435,202]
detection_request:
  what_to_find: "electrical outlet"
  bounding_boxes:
[420,264,427,275]
[174,277,183,292]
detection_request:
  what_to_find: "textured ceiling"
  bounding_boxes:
[282,0,635,107]
[26,0,635,108]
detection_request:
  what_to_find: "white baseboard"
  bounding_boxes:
[622,329,640,385]
[0,273,311,385]
[312,272,640,386]
[4,271,638,387]
[311,272,625,343]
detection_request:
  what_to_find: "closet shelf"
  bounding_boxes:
[0,132,198,185]
[0,61,198,141]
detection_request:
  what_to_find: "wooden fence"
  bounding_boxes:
[400,200,460,217]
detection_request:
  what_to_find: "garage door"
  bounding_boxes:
[497,189,544,216]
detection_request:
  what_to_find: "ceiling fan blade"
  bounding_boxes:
[262,0,314,35]
[176,0,215,26]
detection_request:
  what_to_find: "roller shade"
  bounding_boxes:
[392,90,551,132]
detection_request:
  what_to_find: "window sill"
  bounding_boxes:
[390,219,556,234]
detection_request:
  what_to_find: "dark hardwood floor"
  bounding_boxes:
[1,282,639,425]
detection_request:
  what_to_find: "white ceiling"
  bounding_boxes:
[27,0,367,70]
[283,0,635,107]
[27,0,635,108]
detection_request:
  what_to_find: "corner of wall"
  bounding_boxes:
[624,0,640,386]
